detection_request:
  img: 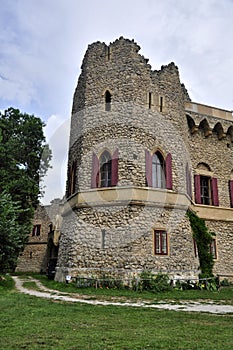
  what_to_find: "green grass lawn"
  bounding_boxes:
[0,275,233,350]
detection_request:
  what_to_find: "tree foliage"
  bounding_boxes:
[0,107,51,272]
[0,192,31,272]
[187,209,215,277]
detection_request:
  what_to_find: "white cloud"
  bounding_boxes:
[41,114,70,204]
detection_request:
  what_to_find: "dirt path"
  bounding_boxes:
[12,276,233,314]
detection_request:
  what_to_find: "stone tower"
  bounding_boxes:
[55,37,233,282]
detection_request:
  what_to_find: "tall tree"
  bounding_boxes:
[0,107,51,271]
[0,192,29,272]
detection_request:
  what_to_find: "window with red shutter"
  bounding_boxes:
[165,153,172,190]
[67,165,71,197]
[194,174,201,204]
[211,178,219,206]
[186,163,192,198]
[200,176,211,205]
[91,152,99,188]
[145,149,152,187]
[100,151,112,187]
[111,149,119,186]
[152,151,166,188]
[67,161,77,196]
[195,175,219,206]
[91,150,118,189]
[229,180,233,207]
[145,150,171,189]
[71,161,77,195]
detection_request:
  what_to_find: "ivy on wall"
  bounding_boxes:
[187,209,215,277]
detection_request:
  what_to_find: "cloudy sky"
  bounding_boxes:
[1,0,233,204]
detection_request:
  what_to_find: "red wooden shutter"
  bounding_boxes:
[186,163,190,196]
[165,153,173,190]
[111,148,119,186]
[186,165,192,198]
[145,149,152,187]
[194,174,201,204]
[67,165,71,197]
[211,177,219,206]
[91,152,99,188]
[72,160,77,194]
[229,180,233,207]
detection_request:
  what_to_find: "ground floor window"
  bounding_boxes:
[154,230,168,255]
[32,224,41,236]
[210,239,217,259]
[193,238,217,259]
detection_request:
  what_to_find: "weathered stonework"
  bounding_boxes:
[16,199,62,273]
[55,37,233,282]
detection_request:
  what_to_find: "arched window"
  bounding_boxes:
[100,151,112,187]
[105,90,111,111]
[152,151,166,188]
[91,149,119,188]
[145,150,172,189]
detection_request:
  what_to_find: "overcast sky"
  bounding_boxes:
[1,0,233,204]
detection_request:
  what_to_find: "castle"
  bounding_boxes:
[18,37,233,282]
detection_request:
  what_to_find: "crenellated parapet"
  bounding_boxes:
[185,101,233,140]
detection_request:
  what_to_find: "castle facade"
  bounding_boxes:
[55,37,233,282]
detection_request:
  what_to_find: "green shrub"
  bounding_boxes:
[138,271,171,292]
[220,278,231,287]
[98,275,124,289]
[175,279,197,290]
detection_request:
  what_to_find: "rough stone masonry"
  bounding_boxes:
[55,37,233,283]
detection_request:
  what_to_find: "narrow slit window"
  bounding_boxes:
[107,46,111,61]
[193,239,198,257]
[105,90,111,111]
[101,229,106,249]
[159,96,163,112]
[149,92,152,109]
[210,239,217,259]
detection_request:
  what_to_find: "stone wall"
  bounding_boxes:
[56,204,199,282]
[205,220,233,278]
[16,199,62,273]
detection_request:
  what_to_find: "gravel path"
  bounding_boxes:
[12,276,233,314]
